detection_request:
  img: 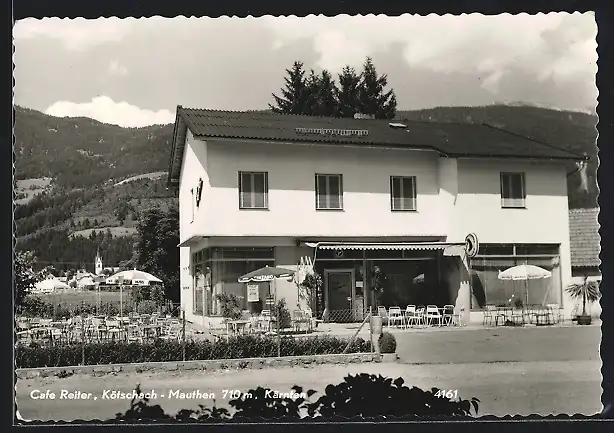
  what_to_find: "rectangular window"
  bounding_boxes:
[500,172,526,208]
[315,174,343,210]
[238,172,268,209]
[390,176,417,211]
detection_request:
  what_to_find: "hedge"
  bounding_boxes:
[15,335,371,368]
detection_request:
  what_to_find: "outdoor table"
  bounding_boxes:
[30,327,54,340]
[141,324,163,339]
[496,307,513,325]
[227,320,251,335]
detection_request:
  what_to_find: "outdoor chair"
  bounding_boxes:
[452,307,465,326]
[546,304,564,324]
[127,325,143,343]
[405,305,422,328]
[483,305,497,326]
[425,305,443,326]
[388,307,405,328]
[292,310,311,333]
[442,305,455,326]
[377,306,388,326]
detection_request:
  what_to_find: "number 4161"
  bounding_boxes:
[434,389,459,399]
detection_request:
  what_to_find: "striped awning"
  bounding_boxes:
[304,242,460,251]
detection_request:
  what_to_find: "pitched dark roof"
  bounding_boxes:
[569,208,600,268]
[168,107,585,183]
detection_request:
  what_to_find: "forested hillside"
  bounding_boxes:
[14,106,174,188]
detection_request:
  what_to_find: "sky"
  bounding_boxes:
[13,13,598,128]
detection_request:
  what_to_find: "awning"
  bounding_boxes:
[177,235,207,248]
[304,242,464,252]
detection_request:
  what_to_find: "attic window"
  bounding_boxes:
[389,122,407,129]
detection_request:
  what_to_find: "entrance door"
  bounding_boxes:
[325,270,355,322]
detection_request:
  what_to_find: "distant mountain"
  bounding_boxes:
[14,106,174,188]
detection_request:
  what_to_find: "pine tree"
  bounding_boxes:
[313,70,338,117]
[335,66,361,118]
[357,57,397,120]
[305,69,321,115]
[269,61,310,115]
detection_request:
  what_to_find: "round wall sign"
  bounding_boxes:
[465,233,479,257]
[334,249,344,258]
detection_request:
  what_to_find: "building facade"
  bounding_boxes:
[167,108,586,327]
[569,207,601,318]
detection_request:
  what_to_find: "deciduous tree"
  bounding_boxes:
[131,207,180,302]
[14,251,38,309]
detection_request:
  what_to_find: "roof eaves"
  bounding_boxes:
[481,123,589,161]
[447,152,580,161]
[193,133,451,156]
[167,106,185,186]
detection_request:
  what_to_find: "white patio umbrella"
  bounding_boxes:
[498,264,551,305]
[238,266,295,357]
[107,269,163,318]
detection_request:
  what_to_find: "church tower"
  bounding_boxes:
[95,248,103,275]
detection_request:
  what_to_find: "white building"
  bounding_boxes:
[167,107,586,327]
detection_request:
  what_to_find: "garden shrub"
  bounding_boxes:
[15,335,371,368]
[272,298,292,329]
[137,300,158,315]
[378,332,397,354]
[115,374,480,421]
[215,293,242,320]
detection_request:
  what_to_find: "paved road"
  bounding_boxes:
[16,325,602,421]
[390,324,602,364]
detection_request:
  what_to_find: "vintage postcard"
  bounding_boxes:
[13,12,600,422]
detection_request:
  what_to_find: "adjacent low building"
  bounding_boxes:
[167,107,587,327]
[569,207,601,317]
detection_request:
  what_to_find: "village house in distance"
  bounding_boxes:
[167,107,587,328]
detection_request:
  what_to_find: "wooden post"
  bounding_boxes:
[343,310,371,354]
[81,300,85,366]
[275,279,281,358]
[371,314,382,355]
[182,310,186,362]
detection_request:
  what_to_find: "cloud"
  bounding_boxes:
[108,60,128,76]
[44,96,174,127]
[263,12,597,93]
[13,17,132,51]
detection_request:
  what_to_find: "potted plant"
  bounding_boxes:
[565,277,600,325]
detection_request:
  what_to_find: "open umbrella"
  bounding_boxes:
[107,269,163,318]
[106,269,162,285]
[498,265,551,281]
[238,266,295,357]
[498,264,551,305]
[238,266,294,283]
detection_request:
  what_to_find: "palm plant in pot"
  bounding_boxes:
[565,277,601,325]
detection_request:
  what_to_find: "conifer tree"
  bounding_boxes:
[269,61,310,115]
[335,66,361,118]
[357,57,397,119]
[313,70,338,117]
